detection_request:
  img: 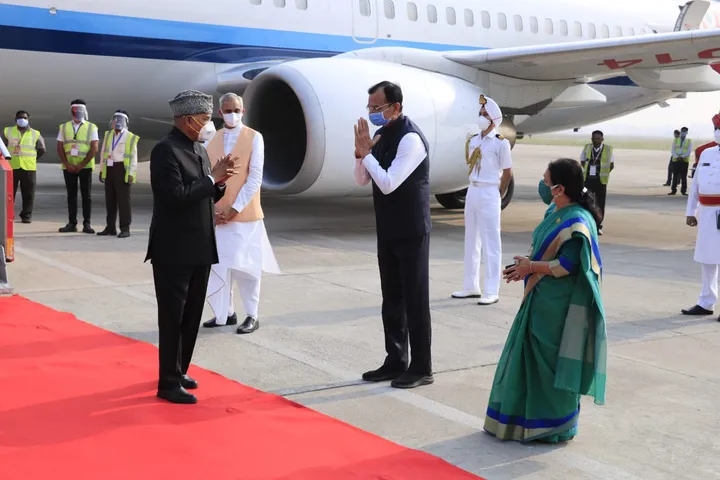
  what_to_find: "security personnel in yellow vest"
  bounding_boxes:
[580,130,614,235]
[2,110,46,223]
[665,129,680,187]
[56,99,99,234]
[97,110,139,238]
[669,126,692,196]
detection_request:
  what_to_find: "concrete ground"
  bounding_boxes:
[6,144,720,479]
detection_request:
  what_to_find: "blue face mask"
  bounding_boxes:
[368,111,389,127]
[538,179,556,205]
[681,132,687,138]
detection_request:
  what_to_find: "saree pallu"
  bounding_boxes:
[484,204,607,443]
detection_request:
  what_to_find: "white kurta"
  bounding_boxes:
[462,129,512,297]
[686,146,720,265]
[205,125,280,323]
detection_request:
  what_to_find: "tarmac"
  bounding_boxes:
[6,144,720,480]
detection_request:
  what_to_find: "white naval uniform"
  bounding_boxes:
[462,129,512,297]
[686,146,720,311]
[205,125,280,324]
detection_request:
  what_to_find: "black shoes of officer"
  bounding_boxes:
[361,365,434,388]
[181,375,198,390]
[237,316,259,334]
[202,313,238,328]
[157,386,197,404]
[681,305,713,316]
[59,222,94,234]
[97,228,117,236]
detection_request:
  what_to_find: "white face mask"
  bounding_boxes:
[198,120,216,142]
[477,116,492,132]
[714,129,720,144]
[16,118,28,128]
[223,112,242,128]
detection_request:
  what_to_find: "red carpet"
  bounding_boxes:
[0,295,482,480]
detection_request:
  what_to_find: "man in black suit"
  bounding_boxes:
[146,90,238,404]
[352,81,433,389]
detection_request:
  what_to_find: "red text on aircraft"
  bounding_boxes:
[597,48,720,70]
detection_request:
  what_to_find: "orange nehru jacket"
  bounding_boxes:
[205,127,264,222]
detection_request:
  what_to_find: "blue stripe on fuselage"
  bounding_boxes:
[0,3,637,86]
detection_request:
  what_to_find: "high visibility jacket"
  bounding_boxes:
[59,121,98,170]
[100,130,140,183]
[582,144,613,185]
[3,126,40,171]
[672,137,692,162]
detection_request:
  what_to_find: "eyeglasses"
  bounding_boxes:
[366,103,391,113]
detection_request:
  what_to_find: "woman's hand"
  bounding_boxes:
[503,256,533,283]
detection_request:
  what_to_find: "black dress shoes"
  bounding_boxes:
[203,313,238,328]
[97,228,117,236]
[181,375,198,390]
[236,316,259,334]
[391,372,434,389]
[681,305,713,316]
[157,386,197,404]
[362,365,405,382]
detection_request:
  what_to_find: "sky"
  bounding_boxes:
[573,91,720,138]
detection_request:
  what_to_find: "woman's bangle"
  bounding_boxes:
[529,261,534,273]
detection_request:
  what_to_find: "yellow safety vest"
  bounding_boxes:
[100,130,140,183]
[583,144,613,185]
[673,137,691,163]
[60,121,98,170]
[3,125,40,171]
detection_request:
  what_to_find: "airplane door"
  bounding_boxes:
[351,0,379,44]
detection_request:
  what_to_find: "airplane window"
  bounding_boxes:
[359,0,371,17]
[407,2,418,21]
[588,23,596,38]
[613,26,622,37]
[530,16,538,33]
[274,0,285,6]
[560,20,568,36]
[464,9,474,27]
[498,13,507,30]
[446,7,456,25]
[545,18,554,35]
[427,5,437,24]
[481,11,491,28]
[573,20,582,37]
[513,14,523,32]
[600,24,609,38]
[249,0,261,4]
[384,0,395,19]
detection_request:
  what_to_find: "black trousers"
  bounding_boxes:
[104,164,132,232]
[671,161,689,194]
[377,234,432,375]
[63,168,92,225]
[666,158,674,185]
[585,176,607,228]
[152,263,211,390]
[12,169,36,220]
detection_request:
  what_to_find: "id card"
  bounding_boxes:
[589,165,598,176]
[70,144,79,156]
[12,146,20,155]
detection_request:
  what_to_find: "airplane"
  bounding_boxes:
[1,0,720,211]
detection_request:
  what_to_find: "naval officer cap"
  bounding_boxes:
[169,89,214,117]
[479,94,503,124]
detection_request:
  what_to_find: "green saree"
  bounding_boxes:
[483,203,607,443]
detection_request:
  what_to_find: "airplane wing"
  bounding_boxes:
[443,28,720,82]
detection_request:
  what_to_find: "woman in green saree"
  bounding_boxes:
[484,158,607,444]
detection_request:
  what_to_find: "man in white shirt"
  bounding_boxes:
[203,93,280,334]
[580,130,615,234]
[98,110,139,238]
[452,94,513,305]
[353,81,433,389]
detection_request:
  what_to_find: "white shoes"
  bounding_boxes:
[451,290,482,299]
[478,295,499,305]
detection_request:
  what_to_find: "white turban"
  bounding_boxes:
[479,94,502,125]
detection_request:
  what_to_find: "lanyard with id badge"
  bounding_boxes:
[589,147,603,177]
[107,131,124,166]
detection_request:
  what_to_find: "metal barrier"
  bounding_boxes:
[0,154,14,263]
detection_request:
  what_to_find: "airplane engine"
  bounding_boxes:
[243,57,504,203]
